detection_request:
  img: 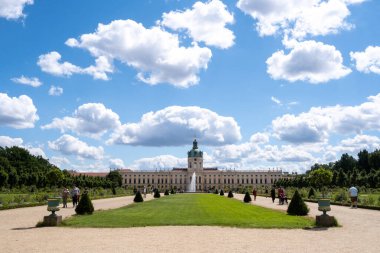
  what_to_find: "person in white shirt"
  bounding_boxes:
[348,186,358,208]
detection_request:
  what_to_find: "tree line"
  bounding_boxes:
[0,146,122,190]
[276,149,380,188]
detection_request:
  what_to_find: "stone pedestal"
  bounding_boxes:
[43,215,62,226]
[316,214,335,227]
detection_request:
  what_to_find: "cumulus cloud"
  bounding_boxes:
[37,51,113,80]
[50,156,70,167]
[0,93,39,128]
[48,134,104,160]
[236,0,364,39]
[109,158,125,169]
[11,75,42,87]
[108,106,241,146]
[66,19,212,88]
[42,103,121,138]
[130,155,187,170]
[0,135,23,147]
[272,93,380,143]
[350,46,380,74]
[160,0,235,49]
[0,0,33,20]
[267,40,351,83]
[48,86,63,96]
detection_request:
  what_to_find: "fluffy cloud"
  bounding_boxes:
[109,158,125,169]
[48,86,63,96]
[11,75,42,87]
[272,93,380,143]
[0,93,39,128]
[37,51,113,80]
[109,106,241,146]
[350,46,380,74]
[160,0,235,49]
[42,103,121,138]
[66,19,212,88]
[0,0,33,20]
[236,0,364,39]
[50,156,70,167]
[130,155,186,170]
[267,40,351,83]
[48,134,104,160]
[0,135,23,147]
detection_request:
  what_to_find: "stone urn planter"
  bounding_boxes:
[43,197,62,226]
[316,198,335,227]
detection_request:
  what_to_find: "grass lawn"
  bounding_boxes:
[62,194,313,228]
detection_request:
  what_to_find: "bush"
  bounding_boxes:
[220,189,224,196]
[75,193,94,215]
[243,192,252,203]
[154,190,161,198]
[287,190,309,216]
[133,191,144,203]
[171,189,175,194]
[228,190,234,198]
[164,189,169,196]
[308,188,315,199]
[214,189,219,194]
[112,187,116,195]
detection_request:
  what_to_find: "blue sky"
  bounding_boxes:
[0,0,380,173]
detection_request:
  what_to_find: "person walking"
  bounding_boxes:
[271,187,276,203]
[71,185,80,208]
[62,187,69,208]
[143,186,147,198]
[252,188,257,201]
[348,186,358,208]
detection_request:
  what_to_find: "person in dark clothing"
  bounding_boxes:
[271,188,276,203]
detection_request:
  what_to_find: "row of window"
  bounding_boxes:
[124,178,277,185]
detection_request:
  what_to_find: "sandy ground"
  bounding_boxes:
[0,193,379,253]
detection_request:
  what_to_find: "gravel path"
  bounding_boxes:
[0,194,379,253]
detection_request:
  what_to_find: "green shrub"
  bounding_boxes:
[75,193,94,215]
[287,190,309,216]
[171,189,175,194]
[133,191,144,203]
[164,189,169,196]
[214,189,219,194]
[220,190,224,196]
[154,190,161,198]
[243,192,251,203]
[308,188,315,199]
[228,190,234,198]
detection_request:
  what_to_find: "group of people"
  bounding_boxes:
[61,186,81,208]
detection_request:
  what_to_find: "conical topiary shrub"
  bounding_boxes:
[243,192,252,203]
[171,189,175,194]
[154,189,161,198]
[220,189,224,196]
[228,190,234,198]
[164,189,169,195]
[214,189,219,194]
[308,188,315,199]
[287,190,309,216]
[75,193,94,215]
[134,191,144,203]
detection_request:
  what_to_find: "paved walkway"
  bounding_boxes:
[0,194,379,253]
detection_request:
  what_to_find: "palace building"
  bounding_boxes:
[120,139,286,192]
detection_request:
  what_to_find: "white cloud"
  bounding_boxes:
[42,103,121,138]
[267,40,351,83]
[249,132,270,144]
[350,46,380,74]
[50,156,70,167]
[272,93,380,143]
[0,93,39,128]
[0,135,23,147]
[160,0,235,49]
[37,51,113,80]
[109,158,125,169]
[26,146,46,158]
[48,86,63,96]
[130,155,186,171]
[48,134,104,160]
[11,75,42,87]
[0,0,33,20]
[236,0,365,39]
[66,19,212,88]
[271,96,281,105]
[108,106,241,146]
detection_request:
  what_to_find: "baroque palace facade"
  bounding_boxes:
[120,139,287,192]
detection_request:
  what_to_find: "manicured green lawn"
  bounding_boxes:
[63,194,313,228]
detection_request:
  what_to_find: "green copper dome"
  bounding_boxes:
[188,139,203,158]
